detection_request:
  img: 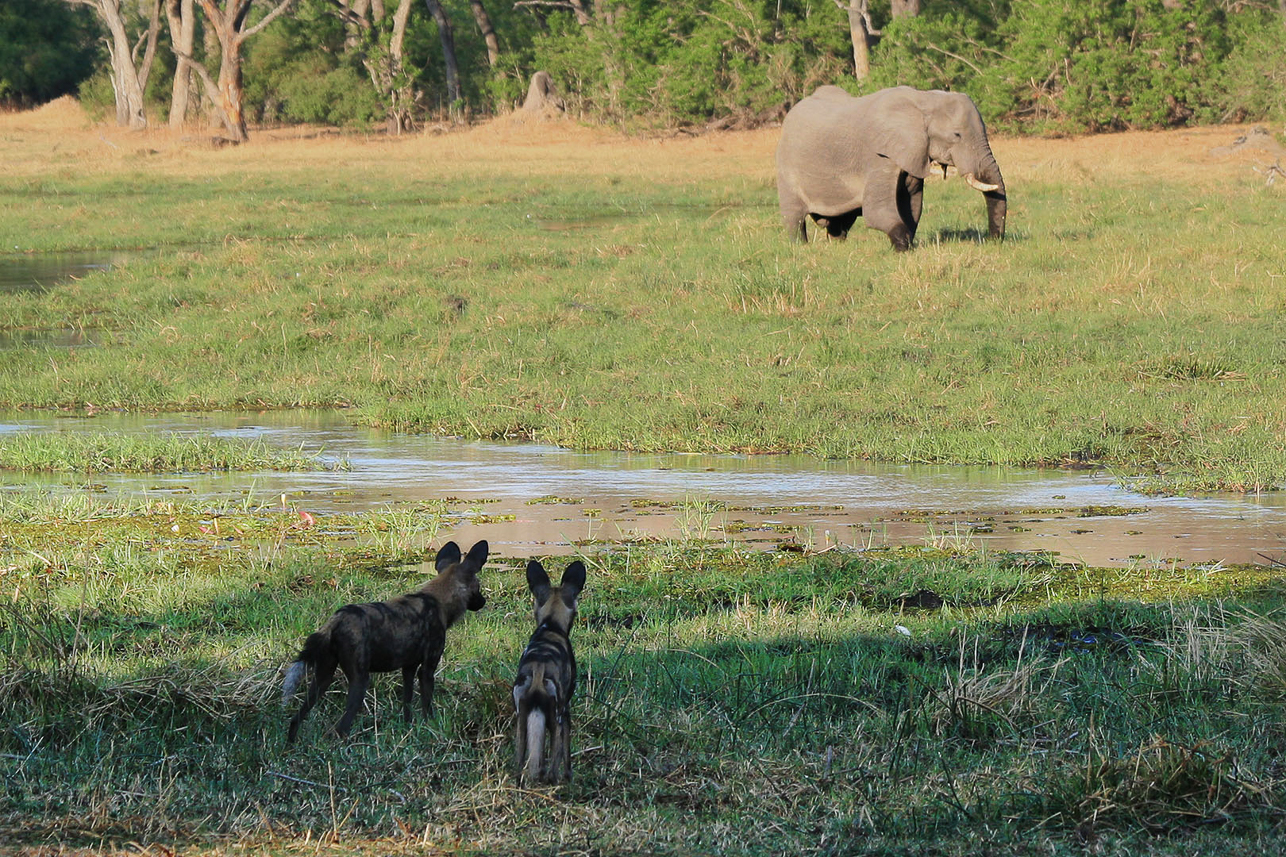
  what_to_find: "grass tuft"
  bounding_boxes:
[0,431,345,473]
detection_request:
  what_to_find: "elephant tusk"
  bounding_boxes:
[964,173,1000,193]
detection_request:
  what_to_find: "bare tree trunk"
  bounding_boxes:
[69,0,162,129]
[469,0,499,68]
[166,0,196,128]
[136,0,162,93]
[201,20,220,125]
[340,0,372,48]
[424,0,461,108]
[190,0,296,142]
[833,0,874,81]
[890,0,919,18]
[383,0,414,132]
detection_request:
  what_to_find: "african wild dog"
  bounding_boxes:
[513,558,585,783]
[282,539,488,743]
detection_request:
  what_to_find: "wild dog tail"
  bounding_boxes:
[523,707,547,782]
[520,676,558,782]
[281,630,330,707]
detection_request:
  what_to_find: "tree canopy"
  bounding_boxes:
[2,0,1284,133]
[0,0,101,107]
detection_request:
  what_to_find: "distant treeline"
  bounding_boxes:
[3,0,1284,133]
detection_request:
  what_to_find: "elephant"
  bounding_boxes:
[775,85,1006,250]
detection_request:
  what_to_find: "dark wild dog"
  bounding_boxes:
[283,539,488,743]
[513,558,585,783]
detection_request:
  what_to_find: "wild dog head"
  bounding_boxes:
[422,538,489,627]
[527,558,585,632]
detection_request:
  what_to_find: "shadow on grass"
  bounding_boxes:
[3,568,1286,851]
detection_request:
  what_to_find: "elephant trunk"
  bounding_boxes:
[972,154,1006,241]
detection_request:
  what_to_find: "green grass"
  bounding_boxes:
[2,495,1286,854]
[3,119,1286,853]
[1,128,1284,492]
[0,431,345,473]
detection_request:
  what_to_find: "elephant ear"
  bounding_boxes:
[870,91,931,180]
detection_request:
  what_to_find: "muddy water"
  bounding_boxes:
[2,410,1284,567]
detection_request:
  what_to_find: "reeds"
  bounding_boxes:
[0,431,346,474]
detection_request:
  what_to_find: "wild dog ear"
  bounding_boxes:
[526,560,551,601]
[463,539,489,574]
[559,561,586,607]
[434,541,462,572]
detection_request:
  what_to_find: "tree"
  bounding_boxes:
[423,0,459,108]
[512,0,589,26]
[65,0,162,128]
[164,0,197,127]
[890,0,918,18]
[0,0,101,107]
[364,0,415,132]
[187,0,295,141]
[468,0,499,68]
[833,0,876,80]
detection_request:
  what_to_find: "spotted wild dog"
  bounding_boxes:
[513,558,585,783]
[282,539,488,743]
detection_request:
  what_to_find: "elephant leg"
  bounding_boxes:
[898,175,924,242]
[863,165,915,251]
[778,191,809,243]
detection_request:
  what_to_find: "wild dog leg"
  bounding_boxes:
[401,665,417,722]
[334,672,370,737]
[420,637,445,716]
[287,657,337,744]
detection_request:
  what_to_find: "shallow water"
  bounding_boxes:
[2,410,1284,567]
[0,328,97,349]
[0,251,126,293]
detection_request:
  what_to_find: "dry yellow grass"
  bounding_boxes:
[1,97,1274,191]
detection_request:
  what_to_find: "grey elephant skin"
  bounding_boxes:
[775,86,1006,250]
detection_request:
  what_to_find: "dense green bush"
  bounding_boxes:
[1215,8,1286,124]
[14,0,1286,133]
[242,2,383,127]
[871,0,1241,134]
[506,0,1283,132]
[523,1,851,127]
[0,0,100,108]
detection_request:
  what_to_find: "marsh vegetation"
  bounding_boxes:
[3,494,1286,854]
[1,104,1285,854]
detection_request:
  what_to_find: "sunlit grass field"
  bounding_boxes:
[2,101,1285,493]
[4,493,1286,855]
[3,101,1286,855]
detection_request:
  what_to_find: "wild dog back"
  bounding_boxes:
[513,558,586,783]
[283,539,488,742]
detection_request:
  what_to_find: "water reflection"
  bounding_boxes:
[0,251,126,293]
[0,328,97,349]
[1,410,1283,567]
